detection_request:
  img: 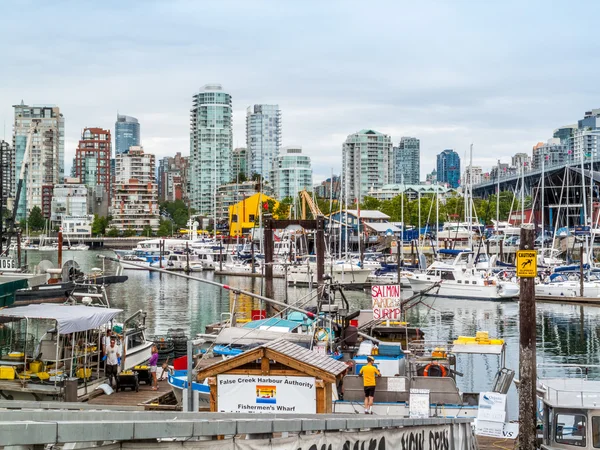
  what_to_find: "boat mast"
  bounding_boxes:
[541,151,545,256]
[496,159,500,233]
[401,173,404,264]
[468,143,473,250]
[521,162,525,228]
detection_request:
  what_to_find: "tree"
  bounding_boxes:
[27,206,45,231]
[142,225,154,237]
[360,196,381,211]
[157,219,172,236]
[91,215,109,236]
[106,227,119,237]
[123,228,137,237]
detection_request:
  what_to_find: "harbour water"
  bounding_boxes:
[22,249,600,419]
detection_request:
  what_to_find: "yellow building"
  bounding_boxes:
[228,192,278,237]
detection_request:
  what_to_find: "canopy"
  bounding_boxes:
[214,327,312,346]
[0,304,123,334]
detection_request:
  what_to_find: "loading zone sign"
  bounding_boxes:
[516,250,537,278]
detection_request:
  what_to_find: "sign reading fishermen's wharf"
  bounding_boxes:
[516,250,537,278]
[217,375,316,414]
[371,284,402,320]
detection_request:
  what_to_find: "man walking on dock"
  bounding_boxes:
[104,337,121,389]
[359,356,380,414]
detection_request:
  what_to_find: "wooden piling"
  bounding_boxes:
[518,224,537,450]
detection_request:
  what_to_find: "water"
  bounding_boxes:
[21,249,600,418]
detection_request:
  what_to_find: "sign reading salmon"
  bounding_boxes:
[371,285,402,320]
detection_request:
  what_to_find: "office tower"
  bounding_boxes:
[111,146,159,232]
[189,84,233,217]
[74,127,112,216]
[12,102,64,219]
[232,147,249,181]
[115,114,140,155]
[394,137,420,185]
[0,141,13,210]
[158,152,189,202]
[271,146,313,200]
[436,149,461,188]
[246,104,281,183]
[342,129,393,202]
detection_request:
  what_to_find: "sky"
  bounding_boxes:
[1,0,600,183]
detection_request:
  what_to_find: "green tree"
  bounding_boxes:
[106,227,119,237]
[360,196,381,211]
[160,200,194,229]
[27,206,45,231]
[273,197,292,219]
[123,228,137,237]
[157,219,172,236]
[142,225,155,237]
[91,215,109,236]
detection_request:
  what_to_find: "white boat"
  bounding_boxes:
[437,223,475,241]
[150,253,203,272]
[535,273,600,298]
[408,261,519,300]
[68,243,89,251]
[288,256,372,285]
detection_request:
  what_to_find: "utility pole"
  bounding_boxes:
[518,223,537,450]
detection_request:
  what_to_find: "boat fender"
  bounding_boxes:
[423,363,447,377]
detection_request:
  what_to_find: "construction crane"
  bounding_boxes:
[300,189,322,219]
[4,120,39,250]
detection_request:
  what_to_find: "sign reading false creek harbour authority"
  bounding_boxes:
[371,284,402,320]
[516,250,537,278]
[217,375,316,414]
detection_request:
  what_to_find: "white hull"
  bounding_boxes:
[123,341,153,369]
[536,282,600,298]
[409,276,519,300]
[333,401,478,418]
[288,265,371,285]
[119,260,152,270]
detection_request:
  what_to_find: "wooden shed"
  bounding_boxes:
[196,339,348,414]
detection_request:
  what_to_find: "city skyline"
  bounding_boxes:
[1,2,599,184]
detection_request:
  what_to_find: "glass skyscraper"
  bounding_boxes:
[271,146,313,200]
[246,104,281,184]
[115,114,140,155]
[394,137,420,184]
[436,149,461,188]
[189,84,233,217]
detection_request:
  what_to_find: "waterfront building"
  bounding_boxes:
[50,183,88,228]
[12,102,64,220]
[216,180,268,225]
[314,175,340,200]
[532,139,568,170]
[553,124,576,159]
[463,165,483,186]
[228,192,278,237]
[158,152,189,202]
[436,149,460,188]
[61,215,93,238]
[74,127,112,216]
[231,147,249,181]
[393,137,420,185]
[189,84,233,217]
[342,129,393,203]
[246,105,281,183]
[111,146,159,232]
[368,183,452,202]
[115,114,140,155]
[271,146,313,200]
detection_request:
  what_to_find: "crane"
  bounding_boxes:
[4,120,39,250]
[300,189,322,219]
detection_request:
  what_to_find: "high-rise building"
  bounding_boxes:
[342,129,393,203]
[246,105,281,184]
[189,84,233,217]
[271,146,313,200]
[74,127,112,216]
[532,139,568,169]
[111,146,159,232]
[50,183,88,228]
[425,170,437,185]
[157,152,189,202]
[553,124,576,160]
[12,102,64,220]
[394,137,420,184]
[436,149,460,188]
[0,141,13,210]
[314,175,340,200]
[115,114,140,155]
[232,147,249,181]
[463,165,482,186]
[511,152,531,169]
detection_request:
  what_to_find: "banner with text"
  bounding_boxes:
[217,375,316,414]
[372,284,402,320]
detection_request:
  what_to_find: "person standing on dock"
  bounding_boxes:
[359,356,381,414]
[149,345,159,391]
[104,337,121,389]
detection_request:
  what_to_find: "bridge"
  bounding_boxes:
[0,400,474,449]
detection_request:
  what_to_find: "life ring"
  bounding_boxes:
[423,363,448,377]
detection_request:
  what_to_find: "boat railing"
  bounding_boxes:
[537,363,591,379]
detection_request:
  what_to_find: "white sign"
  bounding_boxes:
[475,419,519,440]
[217,375,316,414]
[477,392,507,423]
[387,377,407,392]
[371,285,401,320]
[0,258,16,270]
[409,388,430,418]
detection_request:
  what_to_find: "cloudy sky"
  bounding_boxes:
[1,0,599,182]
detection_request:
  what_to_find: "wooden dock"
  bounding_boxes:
[88,378,173,409]
[536,295,600,304]
[477,436,517,449]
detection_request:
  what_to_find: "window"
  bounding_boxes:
[556,413,586,446]
[231,214,238,223]
[592,417,600,447]
[249,214,255,222]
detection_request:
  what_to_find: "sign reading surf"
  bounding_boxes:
[371,285,402,320]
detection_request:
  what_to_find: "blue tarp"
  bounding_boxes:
[242,317,301,332]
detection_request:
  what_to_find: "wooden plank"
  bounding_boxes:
[316,383,325,414]
[88,378,168,408]
[261,354,270,375]
[536,296,600,304]
[210,381,217,412]
[224,369,305,376]
[266,349,336,383]
[476,436,516,449]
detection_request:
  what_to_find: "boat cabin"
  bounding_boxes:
[539,378,600,449]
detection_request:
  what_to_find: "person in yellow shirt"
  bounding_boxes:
[359,356,381,414]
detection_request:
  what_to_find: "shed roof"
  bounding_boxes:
[264,339,348,376]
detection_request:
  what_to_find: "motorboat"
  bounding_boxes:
[68,243,89,251]
[408,261,519,300]
[117,250,171,270]
[150,253,203,272]
[287,256,372,286]
[535,273,600,298]
[437,223,476,241]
